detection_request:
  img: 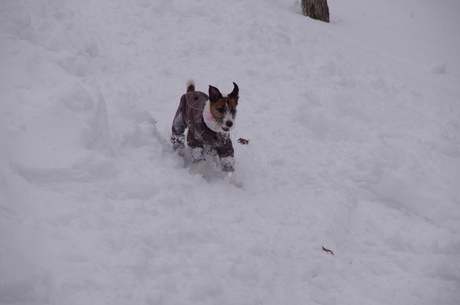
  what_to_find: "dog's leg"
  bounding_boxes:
[195,160,206,178]
[212,154,220,169]
[176,146,185,157]
[219,156,242,187]
[191,147,206,178]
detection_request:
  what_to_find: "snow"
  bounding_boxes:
[1,0,460,304]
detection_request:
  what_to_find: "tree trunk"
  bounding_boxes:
[301,0,330,23]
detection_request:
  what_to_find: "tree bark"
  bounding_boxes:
[301,0,330,23]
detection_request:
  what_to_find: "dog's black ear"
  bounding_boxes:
[228,82,239,105]
[209,85,222,103]
[228,82,239,99]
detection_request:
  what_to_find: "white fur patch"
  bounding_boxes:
[203,101,222,132]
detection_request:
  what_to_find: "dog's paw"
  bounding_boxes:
[230,179,243,188]
[176,147,185,157]
[225,172,243,188]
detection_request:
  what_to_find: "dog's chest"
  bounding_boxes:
[183,92,223,145]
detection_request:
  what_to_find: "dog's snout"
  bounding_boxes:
[226,121,233,128]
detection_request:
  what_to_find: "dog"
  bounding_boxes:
[171,79,241,186]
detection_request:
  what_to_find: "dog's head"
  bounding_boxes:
[206,83,239,133]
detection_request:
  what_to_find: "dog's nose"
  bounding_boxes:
[226,121,233,128]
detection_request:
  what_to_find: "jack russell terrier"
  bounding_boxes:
[171,80,241,186]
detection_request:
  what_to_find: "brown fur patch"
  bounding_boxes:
[227,97,238,113]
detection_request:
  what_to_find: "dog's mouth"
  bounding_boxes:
[222,127,230,132]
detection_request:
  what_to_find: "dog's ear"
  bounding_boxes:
[209,85,222,103]
[228,82,239,103]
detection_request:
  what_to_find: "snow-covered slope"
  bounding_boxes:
[1,0,459,304]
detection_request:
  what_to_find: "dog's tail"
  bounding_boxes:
[186,79,195,93]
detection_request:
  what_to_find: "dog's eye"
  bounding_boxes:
[217,107,225,113]
[230,108,236,115]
